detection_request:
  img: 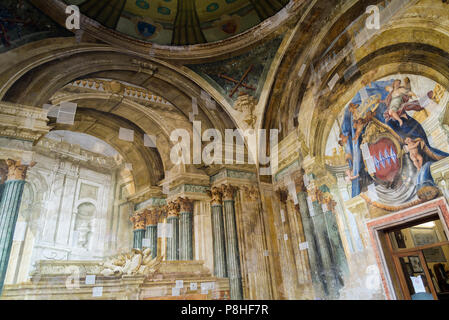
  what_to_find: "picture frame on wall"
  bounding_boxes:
[410,227,447,263]
[409,256,424,273]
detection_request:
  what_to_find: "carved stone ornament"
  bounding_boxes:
[221,184,237,201]
[208,186,223,206]
[166,200,180,217]
[177,197,193,213]
[6,159,35,181]
[144,209,159,226]
[130,212,146,230]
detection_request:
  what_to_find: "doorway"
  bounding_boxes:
[384,215,449,300]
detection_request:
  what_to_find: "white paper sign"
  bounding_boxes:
[307,196,315,217]
[175,280,184,289]
[280,210,285,222]
[172,287,180,296]
[298,64,306,77]
[284,234,288,241]
[299,241,309,251]
[201,282,215,291]
[119,128,134,142]
[144,134,157,148]
[92,286,103,297]
[263,250,269,257]
[410,276,426,293]
[328,73,340,90]
[190,282,198,290]
[85,275,96,285]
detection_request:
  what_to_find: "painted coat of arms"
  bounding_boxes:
[338,76,448,205]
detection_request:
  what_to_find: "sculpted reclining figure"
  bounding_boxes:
[100,248,163,277]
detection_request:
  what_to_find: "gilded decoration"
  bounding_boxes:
[221,184,237,201]
[6,159,35,181]
[166,200,180,218]
[144,209,159,226]
[177,197,194,213]
[130,212,146,230]
[207,186,223,206]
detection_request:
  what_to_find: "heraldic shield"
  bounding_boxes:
[362,119,404,186]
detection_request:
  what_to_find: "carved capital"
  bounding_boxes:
[208,186,223,205]
[166,200,180,217]
[221,184,237,201]
[144,209,159,226]
[177,197,193,213]
[5,159,35,181]
[130,212,146,230]
[293,170,306,193]
[242,185,259,201]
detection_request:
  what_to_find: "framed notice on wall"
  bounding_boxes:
[410,227,446,263]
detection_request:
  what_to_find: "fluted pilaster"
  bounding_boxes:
[144,209,159,258]
[0,160,31,294]
[166,200,180,261]
[222,184,243,300]
[178,198,193,260]
[209,186,227,278]
[308,186,340,298]
[130,211,146,250]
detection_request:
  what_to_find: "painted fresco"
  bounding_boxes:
[62,0,288,45]
[326,75,449,204]
[0,0,70,53]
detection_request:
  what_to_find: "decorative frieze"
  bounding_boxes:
[210,169,257,184]
[0,102,49,142]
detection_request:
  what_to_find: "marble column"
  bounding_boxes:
[144,209,158,258]
[166,200,180,261]
[0,168,6,205]
[309,186,340,298]
[321,193,349,280]
[209,186,227,278]
[178,198,194,260]
[222,184,243,300]
[0,160,31,295]
[295,181,326,298]
[130,211,146,250]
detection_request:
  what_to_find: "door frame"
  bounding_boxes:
[367,197,449,300]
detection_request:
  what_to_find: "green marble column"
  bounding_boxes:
[145,224,157,259]
[310,199,340,298]
[323,205,349,282]
[179,211,193,260]
[0,179,26,295]
[222,185,243,300]
[166,215,179,261]
[296,191,326,297]
[211,203,227,278]
[133,229,145,250]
